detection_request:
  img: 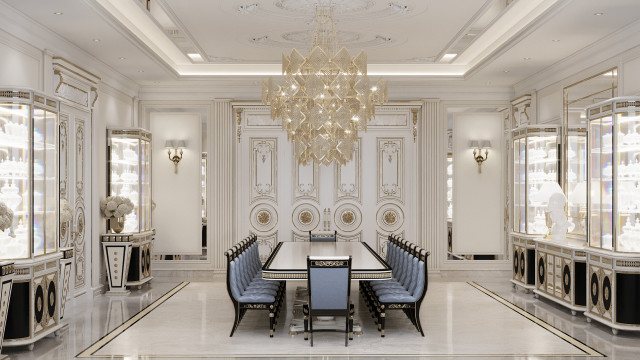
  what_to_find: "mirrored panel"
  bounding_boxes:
[145,106,209,262]
[446,106,507,261]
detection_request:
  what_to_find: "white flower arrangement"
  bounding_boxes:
[100,196,134,218]
[0,200,13,232]
[60,198,73,223]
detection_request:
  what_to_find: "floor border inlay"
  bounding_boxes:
[467,281,603,357]
[76,281,190,358]
[74,281,605,359]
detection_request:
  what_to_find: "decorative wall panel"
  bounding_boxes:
[250,203,278,232]
[334,203,362,232]
[292,203,320,232]
[53,57,97,297]
[377,138,404,204]
[59,114,70,248]
[250,138,277,204]
[377,230,405,259]
[376,203,404,232]
[236,103,417,263]
[294,158,319,203]
[292,231,309,242]
[257,232,278,262]
[335,139,361,203]
[337,231,362,242]
[74,119,86,288]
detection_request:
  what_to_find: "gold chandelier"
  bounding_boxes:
[262,6,387,166]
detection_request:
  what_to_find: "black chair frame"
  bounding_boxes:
[225,234,286,337]
[359,234,430,337]
[308,230,338,242]
[303,256,354,346]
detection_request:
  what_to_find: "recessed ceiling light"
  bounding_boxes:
[594,12,603,16]
[523,57,532,61]
[92,38,101,42]
[54,12,63,15]
[466,33,477,37]
[442,53,457,61]
[503,70,510,73]
[119,57,126,60]
[552,39,560,42]
[187,53,204,61]
[137,70,144,73]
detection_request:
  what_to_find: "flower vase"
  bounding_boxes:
[110,217,125,234]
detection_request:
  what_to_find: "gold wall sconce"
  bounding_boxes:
[165,140,186,173]
[469,140,491,173]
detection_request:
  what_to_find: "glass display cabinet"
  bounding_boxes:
[585,97,640,334]
[566,127,588,237]
[532,126,588,315]
[0,89,67,349]
[102,129,155,294]
[511,125,561,292]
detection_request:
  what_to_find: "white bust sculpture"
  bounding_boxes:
[547,192,574,243]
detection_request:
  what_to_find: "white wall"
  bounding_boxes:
[452,113,504,254]
[150,112,202,254]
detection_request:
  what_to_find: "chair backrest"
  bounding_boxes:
[307,256,351,312]
[309,230,337,242]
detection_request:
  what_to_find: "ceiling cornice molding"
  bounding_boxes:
[513,18,640,95]
[80,0,180,80]
[137,82,513,102]
[0,0,140,97]
[93,0,560,77]
[463,0,570,80]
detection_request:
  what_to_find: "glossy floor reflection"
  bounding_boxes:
[2,278,639,359]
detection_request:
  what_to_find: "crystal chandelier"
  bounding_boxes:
[262,6,387,166]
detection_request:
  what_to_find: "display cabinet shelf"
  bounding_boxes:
[0,89,71,349]
[511,126,561,236]
[586,97,640,333]
[103,128,154,294]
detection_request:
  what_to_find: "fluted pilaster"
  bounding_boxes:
[418,99,443,270]
[211,100,235,270]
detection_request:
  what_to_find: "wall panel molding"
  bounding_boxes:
[211,100,235,269]
[418,99,442,269]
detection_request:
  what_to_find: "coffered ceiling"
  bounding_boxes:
[3,0,640,89]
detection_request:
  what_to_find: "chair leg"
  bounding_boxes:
[349,304,354,340]
[415,306,424,337]
[229,304,241,337]
[269,311,275,337]
[380,307,386,337]
[303,305,309,341]
[345,313,349,347]
[310,315,314,347]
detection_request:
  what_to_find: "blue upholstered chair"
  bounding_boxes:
[303,256,354,346]
[309,230,337,242]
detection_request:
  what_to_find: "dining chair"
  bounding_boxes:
[303,255,354,346]
[309,230,337,242]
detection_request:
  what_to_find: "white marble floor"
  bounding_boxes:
[3,278,639,359]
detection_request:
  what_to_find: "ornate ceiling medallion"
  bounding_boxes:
[262,5,387,166]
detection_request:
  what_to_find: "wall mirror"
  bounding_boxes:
[142,105,209,264]
[563,68,617,237]
[445,105,508,261]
